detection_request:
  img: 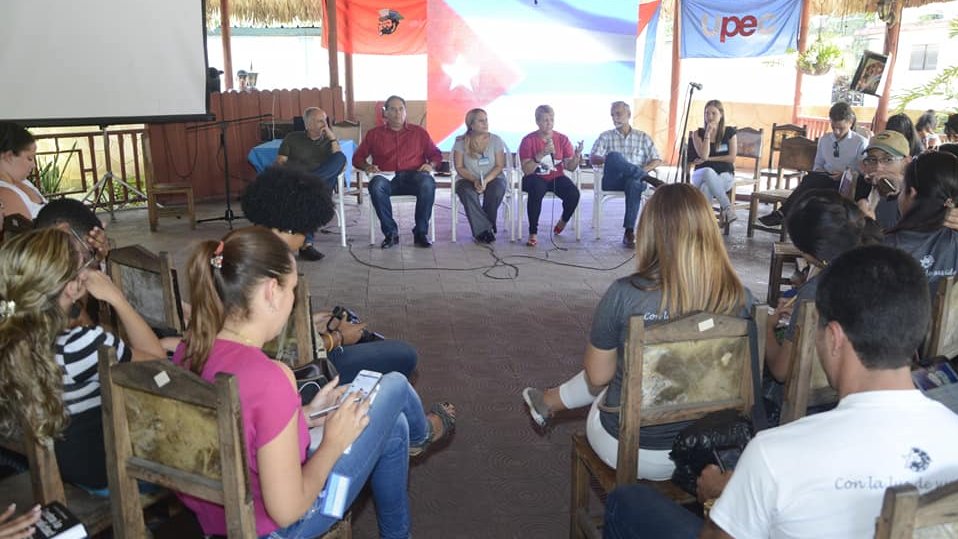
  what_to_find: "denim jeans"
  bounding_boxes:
[368,171,437,237]
[329,339,418,384]
[604,484,703,539]
[521,174,580,234]
[455,176,506,237]
[601,151,649,230]
[690,167,734,210]
[304,151,347,246]
[267,372,429,539]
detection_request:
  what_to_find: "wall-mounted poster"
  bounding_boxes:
[850,52,889,96]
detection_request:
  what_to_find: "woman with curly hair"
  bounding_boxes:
[0,228,164,491]
[241,167,418,382]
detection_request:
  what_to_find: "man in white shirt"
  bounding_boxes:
[589,101,663,248]
[604,245,958,539]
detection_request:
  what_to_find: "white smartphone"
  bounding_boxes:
[309,370,383,419]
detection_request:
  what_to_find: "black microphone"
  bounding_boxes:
[690,82,703,90]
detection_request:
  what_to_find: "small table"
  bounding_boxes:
[247,139,355,189]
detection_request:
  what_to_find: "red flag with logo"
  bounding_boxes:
[321,0,427,55]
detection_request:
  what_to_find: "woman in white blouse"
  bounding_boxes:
[0,122,47,220]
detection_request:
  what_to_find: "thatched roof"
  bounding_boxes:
[208,0,952,28]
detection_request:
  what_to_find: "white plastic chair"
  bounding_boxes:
[591,163,662,239]
[450,146,518,243]
[516,163,582,242]
[333,171,347,247]
[363,171,436,245]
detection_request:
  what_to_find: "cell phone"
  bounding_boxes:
[308,370,383,419]
[712,446,743,473]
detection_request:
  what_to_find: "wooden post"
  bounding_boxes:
[874,3,904,133]
[345,53,355,120]
[221,0,234,90]
[326,0,340,89]
[668,0,681,160]
[792,0,810,123]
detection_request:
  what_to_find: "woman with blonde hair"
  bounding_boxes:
[453,108,508,243]
[0,228,164,491]
[521,183,756,480]
[689,100,738,225]
[173,226,455,538]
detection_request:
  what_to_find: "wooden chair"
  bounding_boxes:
[747,136,817,241]
[107,244,184,337]
[780,301,838,424]
[874,479,958,538]
[144,133,195,232]
[760,123,808,190]
[722,127,764,236]
[264,273,320,370]
[767,242,802,305]
[98,348,352,538]
[569,307,767,538]
[924,276,958,360]
[0,213,33,242]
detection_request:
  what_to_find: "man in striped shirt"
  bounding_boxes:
[589,101,663,248]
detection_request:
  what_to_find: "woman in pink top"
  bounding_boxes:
[173,227,455,538]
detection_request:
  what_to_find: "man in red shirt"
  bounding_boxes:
[353,95,442,248]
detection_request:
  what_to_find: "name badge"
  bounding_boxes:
[477,157,491,167]
[716,143,728,153]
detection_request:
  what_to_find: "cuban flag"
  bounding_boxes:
[426,0,639,151]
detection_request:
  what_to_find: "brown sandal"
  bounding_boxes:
[409,402,456,457]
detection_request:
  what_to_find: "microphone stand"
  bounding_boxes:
[672,83,699,184]
[189,113,272,228]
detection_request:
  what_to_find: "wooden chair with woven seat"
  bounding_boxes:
[98,348,352,539]
[924,276,958,361]
[107,244,185,338]
[747,135,817,241]
[779,301,838,424]
[760,123,808,190]
[874,479,958,538]
[143,132,196,232]
[569,307,767,539]
[263,273,324,370]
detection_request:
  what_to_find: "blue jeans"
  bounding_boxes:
[267,372,429,539]
[304,152,347,246]
[329,339,418,384]
[603,484,703,539]
[368,171,436,238]
[601,152,650,230]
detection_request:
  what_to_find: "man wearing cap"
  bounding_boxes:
[589,101,664,248]
[760,102,867,227]
[274,107,347,261]
[854,130,911,230]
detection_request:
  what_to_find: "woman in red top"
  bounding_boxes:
[518,105,583,247]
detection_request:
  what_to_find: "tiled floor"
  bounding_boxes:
[106,186,779,538]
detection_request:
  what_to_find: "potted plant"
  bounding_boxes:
[797,40,843,76]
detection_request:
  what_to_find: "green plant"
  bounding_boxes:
[36,142,77,196]
[893,17,958,112]
[797,40,843,76]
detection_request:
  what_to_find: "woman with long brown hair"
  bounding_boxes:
[173,226,454,538]
[689,100,738,225]
[453,108,507,243]
[0,228,164,491]
[521,184,755,480]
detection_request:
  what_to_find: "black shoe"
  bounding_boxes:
[476,231,496,243]
[413,233,432,248]
[298,245,325,261]
[644,176,665,188]
[622,229,635,249]
[381,234,399,249]
[758,210,784,227]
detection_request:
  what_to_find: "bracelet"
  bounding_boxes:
[321,332,334,352]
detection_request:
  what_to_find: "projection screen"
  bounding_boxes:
[1,0,210,126]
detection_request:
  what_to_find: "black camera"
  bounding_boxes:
[330,306,385,344]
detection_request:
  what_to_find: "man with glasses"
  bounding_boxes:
[759,101,867,226]
[353,95,442,249]
[855,130,910,230]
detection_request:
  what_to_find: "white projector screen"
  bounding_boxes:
[1,0,210,126]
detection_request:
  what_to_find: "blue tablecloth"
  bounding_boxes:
[248,139,355,189]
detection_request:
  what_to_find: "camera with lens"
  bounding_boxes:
[330,306,385,344]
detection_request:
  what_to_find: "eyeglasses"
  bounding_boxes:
[833,141,840,158]
[862,156,902,166]
[68,227,99,271]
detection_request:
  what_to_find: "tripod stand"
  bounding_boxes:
[82,127,150,222]
[670,82,700,184]
[191,113,271,228]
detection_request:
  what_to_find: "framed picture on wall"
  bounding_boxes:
[850,52,889,96]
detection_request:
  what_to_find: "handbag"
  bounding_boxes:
[669,409,754,497]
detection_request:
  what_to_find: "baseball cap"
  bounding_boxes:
[865,131,909,158]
